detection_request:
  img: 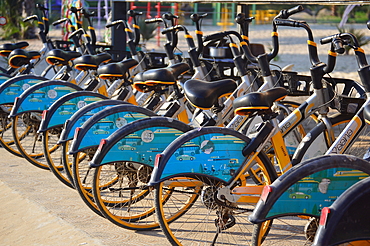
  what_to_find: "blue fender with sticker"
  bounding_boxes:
[248,154,370,224]
[0,75,48,105]
[9,80,82,117]
[58,100,127,144]
[148,126,252,186]
[89,117,192,167]
[38,91,109,132]
[313,176,370,246]
[69,104,156,154]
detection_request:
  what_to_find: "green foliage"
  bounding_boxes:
[337,26,370,54]
[137,18,156,42]
[0,0,37,40]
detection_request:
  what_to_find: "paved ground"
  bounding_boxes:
[0,148,169,246]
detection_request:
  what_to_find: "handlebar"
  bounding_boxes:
[163,12,179,21]
[52,18,68,26]
[70,7,82,14]
[127,10,143,17]
[320,32,367,68]
[23,15,38,23]
[275,5,303,19]
[145,18,163,24]
[235,13,254,25]
[162,25,185,35]
[190,13,207,22]
[69,28,84,39]
[106,20,125,28]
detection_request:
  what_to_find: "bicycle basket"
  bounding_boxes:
[278,71,312,96]
[325,77,366,114]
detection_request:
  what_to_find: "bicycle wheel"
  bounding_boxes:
[72,106,158,216]
[42,128,74,188]
[91,117,193,230]
[12,112,50,169]
[154,152,277,245]
[73,151,102,215]
[0,106,26,157]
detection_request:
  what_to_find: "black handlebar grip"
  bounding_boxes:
[235,13,254,24]
[190,13,208,22]
[145,18,163,24]
[69,28,84,38]
[162,25,184,34]
[367,20,370,30]
[23,15,38,23]
[70,7,82,14]
[286,5,304,16]
[162,13,178,20]
[274,19,300,27]
[203,32,228,42]
[127,10,143,17]
[320,35,334,45]
[52,18,68,26]
[276,5,304,19]
[106,20,124,28]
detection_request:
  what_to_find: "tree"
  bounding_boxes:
[0,0,36,40]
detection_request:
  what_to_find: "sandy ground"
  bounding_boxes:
[0,20,369,245]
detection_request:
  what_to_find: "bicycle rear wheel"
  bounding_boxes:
[154,152,277,245]
[93,162,200,230]
[0,106,25,157]
[12,112,50,169]
[42,129,74,188]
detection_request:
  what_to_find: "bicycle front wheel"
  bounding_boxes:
[154,152,277,245]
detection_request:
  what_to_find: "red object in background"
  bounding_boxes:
[0,16,7,26]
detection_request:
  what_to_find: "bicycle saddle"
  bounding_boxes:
[133,62,190,92]
[74,52,112,71]
[233,87,288,116]
[8,49,41,68]
[183,78,237,109]
[45,49,81,65]
[98,59,138,79]
[0,41,29,57]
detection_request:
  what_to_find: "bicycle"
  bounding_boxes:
[142,7,363,245]
[249,31,370,245]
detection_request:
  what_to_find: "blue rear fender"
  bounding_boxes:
[248,154,370,224]
[9,80,82,117]
[88,117,192,167]
[0,75,48,106]
[148,126,252,186]
[58,100,127,144]
[68,104,157,154]
[38,91,108,132]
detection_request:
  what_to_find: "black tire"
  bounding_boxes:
[42,129,74,188]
